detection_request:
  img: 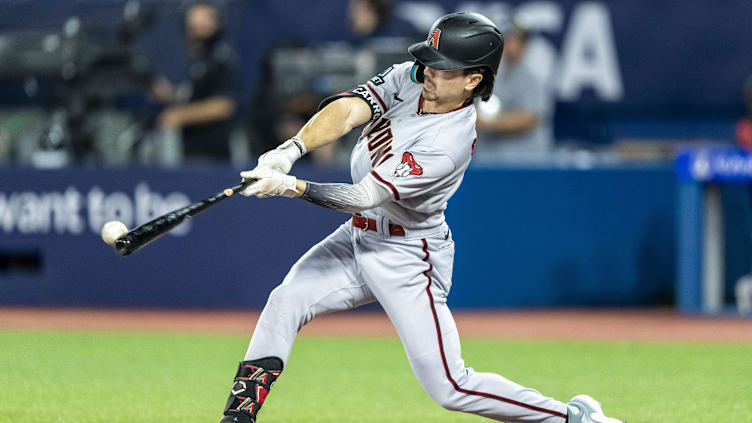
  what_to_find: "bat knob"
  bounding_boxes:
[114,238,132,256]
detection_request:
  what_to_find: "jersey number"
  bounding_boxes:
[369,66,394,86]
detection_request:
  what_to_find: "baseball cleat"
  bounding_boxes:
[219,416,248,423]
[566,394,624,423]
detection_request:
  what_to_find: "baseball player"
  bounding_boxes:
[219,12,623,423]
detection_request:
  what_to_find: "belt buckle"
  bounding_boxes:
[355,216,368,231]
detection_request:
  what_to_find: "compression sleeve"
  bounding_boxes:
[300,176,392,214]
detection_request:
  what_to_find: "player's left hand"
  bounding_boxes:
[254,137,307,174]
[240,167,299,198]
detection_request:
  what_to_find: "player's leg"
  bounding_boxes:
[221,223,375,423]
[356,232,568,423]
[244,222,373,363]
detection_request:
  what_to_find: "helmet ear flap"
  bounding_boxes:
[410,61,425,83]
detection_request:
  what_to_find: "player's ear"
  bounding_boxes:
[464,73,483,91]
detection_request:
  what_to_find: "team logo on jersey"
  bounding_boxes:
[427,28,441,49]
[393,152,423,178]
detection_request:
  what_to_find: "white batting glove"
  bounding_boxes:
[239,167,300,198]
[255,137,307,174]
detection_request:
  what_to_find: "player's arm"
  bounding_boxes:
[294,177,391,213]
[249,96,374,174]
[252,63,404,175]
[242,143,456,211]
[239,167,391,214]
[296,96,373,151]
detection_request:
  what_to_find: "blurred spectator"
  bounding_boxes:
[737,75,752,149]
[346,0,418,46]
[475,21,553,162]
[151,0,237,164]
[246,42,328,162]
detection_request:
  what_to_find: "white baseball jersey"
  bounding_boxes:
[322,61,478,230]
[241,62,570,423]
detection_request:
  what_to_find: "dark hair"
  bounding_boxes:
[464,67,495,102]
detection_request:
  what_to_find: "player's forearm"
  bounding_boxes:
[296,98,369,151]
[170,97,236,125]
[294,178,390,214]
[478,111,538,133]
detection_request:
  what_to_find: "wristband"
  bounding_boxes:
[289,136,307,156]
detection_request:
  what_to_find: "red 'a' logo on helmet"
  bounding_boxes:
[427,28,441,49]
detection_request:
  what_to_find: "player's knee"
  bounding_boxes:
[410,355,466,411]
[265,283,312,320]
[432,390,463,411]
[266,284,296,314]
[422,380,462,411]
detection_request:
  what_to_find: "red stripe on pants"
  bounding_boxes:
[420,238,567,420]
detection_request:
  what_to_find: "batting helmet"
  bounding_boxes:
[408,12,504,83]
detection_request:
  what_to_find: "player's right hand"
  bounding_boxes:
[255,137,307,174]
[239,167,299,198]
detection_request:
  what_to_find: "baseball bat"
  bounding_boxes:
[113,179,255,256]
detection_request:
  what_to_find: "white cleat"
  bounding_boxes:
[566,394,624,423]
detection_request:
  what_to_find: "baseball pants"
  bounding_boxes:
[245,221,568,422]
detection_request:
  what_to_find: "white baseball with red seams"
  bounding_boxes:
[244,62,569,422]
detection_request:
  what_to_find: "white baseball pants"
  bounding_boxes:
[245,221,568,422]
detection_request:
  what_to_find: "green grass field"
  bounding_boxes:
[1,330,750,423]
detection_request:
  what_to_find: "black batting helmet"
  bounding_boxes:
[408,12,504,80]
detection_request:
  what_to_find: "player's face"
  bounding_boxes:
[422,67,482,104]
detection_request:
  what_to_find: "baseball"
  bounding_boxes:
[101,221,129,246]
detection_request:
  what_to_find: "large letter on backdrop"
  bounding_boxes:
[558,2,623,101]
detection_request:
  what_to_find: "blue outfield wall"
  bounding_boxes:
[0,165,349,309]
[1,164,748,309]
[448,166,677,308]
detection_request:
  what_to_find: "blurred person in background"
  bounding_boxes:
[151,0,237,164]
[736,75,752,149]
[245,44,334,165]
[346,0,418,46]
[475,21,552,162]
